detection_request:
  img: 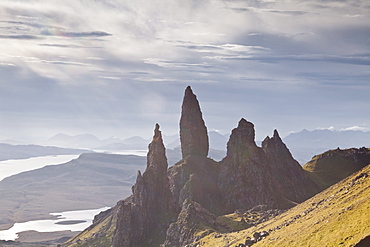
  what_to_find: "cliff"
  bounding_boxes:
[218,119,319,213]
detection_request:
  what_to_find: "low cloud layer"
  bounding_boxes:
[0,0,369,141]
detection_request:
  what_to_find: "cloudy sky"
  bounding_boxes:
[0,0,369,142]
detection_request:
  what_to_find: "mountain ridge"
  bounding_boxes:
[283,129,370,164]
[0,143,90,162]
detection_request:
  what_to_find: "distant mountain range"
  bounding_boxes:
[43,133,126,149]
[43,131,229,151]
[40,129,370,165]
[283,129,370,164]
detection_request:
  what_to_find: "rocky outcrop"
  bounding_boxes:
[180,86,209,158]
[262,129,319,203]
[164,199,217,247]
[219,119,292,212]
[112,124,177,247]
[168,156,222,214]
[218,119,318,213]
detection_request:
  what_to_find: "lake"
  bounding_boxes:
[0,154,80,181]
[0,207,110,241]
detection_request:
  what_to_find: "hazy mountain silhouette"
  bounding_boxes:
[284,129,370,164]
[0,143,89,161]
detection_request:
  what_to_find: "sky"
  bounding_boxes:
[0,0,369,142]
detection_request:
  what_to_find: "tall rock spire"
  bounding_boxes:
[112,124,176,247]
[132,123,173,211]
[180,86,209,158]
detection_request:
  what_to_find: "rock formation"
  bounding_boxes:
[112,124,177,247]
[180,86,209,158]
[164,199,217,247]
[169,86,222,215]
[62,86,349,247]
[218,119,293,212]
[262,129,319,203]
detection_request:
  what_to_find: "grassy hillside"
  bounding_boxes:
[303,147,370,189]
[62,207,117,247]
[196,164,370,247]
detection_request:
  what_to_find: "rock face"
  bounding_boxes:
[218,119,293,212]
[168,156,222,214]
[164,199,217,247]
[112,124,177,247]
[262,129,319,204]
[180,86,209,158]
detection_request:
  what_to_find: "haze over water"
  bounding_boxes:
[0,154,80,181]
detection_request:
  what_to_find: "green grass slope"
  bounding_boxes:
[198,164,370,247]
[61,207,117,247]
[303,147,370,189]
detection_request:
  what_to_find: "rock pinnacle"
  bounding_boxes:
[180,86,209,158]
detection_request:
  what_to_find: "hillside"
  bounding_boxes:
[198,164,370,247]
[283,129,370,164]
[304,147,370,189]
[0,153,146,232]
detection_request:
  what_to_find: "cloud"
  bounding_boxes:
[0,34,42,40]
[341,126,370,132]
[316,126,336,131]
[40,30,112,38]
[0,0,369,141]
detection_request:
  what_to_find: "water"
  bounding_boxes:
[0,154,80,181]
[93,149,147,156]
[0,152,140,241]
[0,207,110,241]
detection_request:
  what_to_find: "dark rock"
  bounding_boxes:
[260,230,269,237]
[164,199,216,247]
[218,119,302,213]
[355,235,370,247]
[180,86,209,158]
[245,236,255,246]
[353,172,368,181]
[168,155,222,214]
[112,124,177,247]
[262,129,320,203]
[253,232,261,241]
